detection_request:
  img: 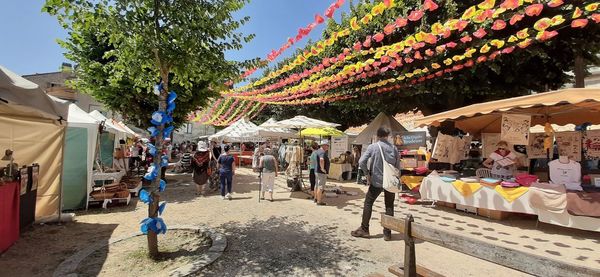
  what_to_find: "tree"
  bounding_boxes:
[254,0,600,127]
[45,0,257,258]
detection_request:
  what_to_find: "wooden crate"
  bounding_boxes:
[435,201,456,209]
[477,207,509,220]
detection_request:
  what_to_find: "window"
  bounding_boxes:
[185,123,193,134]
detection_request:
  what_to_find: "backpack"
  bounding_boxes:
[377,142,402,193]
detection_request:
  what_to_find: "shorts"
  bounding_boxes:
[261,172,275,192]
[315,173,327,191]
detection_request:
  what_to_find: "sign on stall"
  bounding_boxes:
[330,136,349,159]
[500,114,531,145]
[393,131,427,149]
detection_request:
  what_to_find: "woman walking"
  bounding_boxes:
[192,141,211,195]
[259,148,279,202]
[218,144,236,200]
[308,142,319,200]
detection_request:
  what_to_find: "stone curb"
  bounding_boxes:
[53,225,226,277]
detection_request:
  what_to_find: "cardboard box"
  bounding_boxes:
[478,208,509,220]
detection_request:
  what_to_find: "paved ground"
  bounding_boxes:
[1,167,599,276]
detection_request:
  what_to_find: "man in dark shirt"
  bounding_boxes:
[315,140,330,206]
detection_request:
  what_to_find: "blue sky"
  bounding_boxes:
[1,0,350,76]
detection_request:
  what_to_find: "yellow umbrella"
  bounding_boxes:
[299,127,345,137]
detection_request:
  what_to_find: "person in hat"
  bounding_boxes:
[192,141,211,195]
[483,140,517,179]
[259,147,279,201]
[314,140,330,206]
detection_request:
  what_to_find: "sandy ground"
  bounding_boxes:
[1,167,599,277]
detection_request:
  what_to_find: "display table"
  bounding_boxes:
[0,182,20,253]
[328,163,352,181]
[419,175,535,214]
[89,171,129,209]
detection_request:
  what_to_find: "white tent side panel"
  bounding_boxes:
[0,113,65,220]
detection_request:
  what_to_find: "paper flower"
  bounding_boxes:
[500,0,521,10]
[548,0,564,8]
[461,6,477,20]
[573,7,583,19]
[477,0,495,10]
[315,14,324,24]
[551,15,565,26]
[492,19,507,30]
[159,179,167,192]
[536,30,558,41]
[571,19,589,28]
[525,4,543,17]
[423,0,439,11]
[139,189,152,204]
[510,13,524,25]
[586,3,599,12]
[395,17,408,27]
[408,10,423,21]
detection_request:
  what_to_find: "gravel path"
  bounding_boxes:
[1,167,598,277]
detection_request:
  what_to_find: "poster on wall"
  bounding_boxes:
[500,114,531,145]
[432,133,454,163]
[528,133,554,159]
[583,130,600,159]
[482,133,501,159]
[330,136,349,159]
[555,131,582,161]
[453,136,472,163]
[393,131,427,150]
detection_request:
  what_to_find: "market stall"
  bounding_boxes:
[415,88,600,232]
[0,65,68,226]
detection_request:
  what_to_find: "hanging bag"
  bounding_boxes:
[377,142,402,193]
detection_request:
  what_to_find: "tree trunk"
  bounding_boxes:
[148,69,169,259]
[574,53,585,88]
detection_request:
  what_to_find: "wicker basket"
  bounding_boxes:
[90,188,115,200]
[115,189,130,198]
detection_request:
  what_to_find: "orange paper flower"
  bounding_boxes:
[586,3,599,12]
[478,0,496,10]
[571,19,589,28]
[536,30,558,41]
[384,23,396,35]
[423,0,439,11]
[516,28,530,39]
[533,18,552,31]
[396,17,408,27]
[592,14,600,23]
[408,10,424,21]
[551,15,565,26]
[525,4,543,17]
[510,13,524,25]
[500,0,521,10]
[373,33,385,42]
[548,0,564,8]
[473,28,487,38]
[573,7,583,18]
[492,19,507,30]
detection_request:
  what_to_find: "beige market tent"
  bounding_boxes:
[0,65,67,221]
[354,112,407,145]
[415,89,600,135]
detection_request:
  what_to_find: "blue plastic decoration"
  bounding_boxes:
[143,165,158,181]
[151,111,166,126]
[167,91,177,103]
[158,201,167,215]
[153,84,161,96]
[140,217,167,235]
[164,114,174,124]
[147,126,159,137]
[139,189,152,204]
[166,101,176,113]
[148,144,157,156]
[163,126,175,139]
[140,217,152,234]
[160,155,169,168]
[159,179,167,192]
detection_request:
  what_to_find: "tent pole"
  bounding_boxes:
[57,124,68,224]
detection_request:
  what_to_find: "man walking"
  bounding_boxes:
[351,127,399,241]
[314,140,330,206]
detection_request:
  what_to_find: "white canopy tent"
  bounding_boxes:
[50,96,99,210]
[209,118,260,142]
[261,115,340,129]
[239,118,297,139]
[0,65,67,220]
[88,110,130,138]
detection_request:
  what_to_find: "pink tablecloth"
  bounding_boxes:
[0,181,20,253]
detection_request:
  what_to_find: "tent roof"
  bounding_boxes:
[49,95,97,125]
[300,127,345,137]
[89,110,127,135]
[354,112,407,144]
[261,115,340,129]
[209,118,259,142]
[415,88,600,135]
[237,118,296,139]
[0,65,68,120]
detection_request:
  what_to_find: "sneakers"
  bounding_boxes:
[226,193,232,200]
[221,196,226,200]
[350,227,370,238]
[383,232,392,241]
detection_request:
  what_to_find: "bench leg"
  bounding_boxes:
[404,214,416,277]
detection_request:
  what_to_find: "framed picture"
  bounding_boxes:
[20,167,29,195]
[31,164,39,191]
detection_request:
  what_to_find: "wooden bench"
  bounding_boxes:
[380,214,600,277]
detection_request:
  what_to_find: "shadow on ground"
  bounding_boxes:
[201,216,373,276]
[0,222,117,277]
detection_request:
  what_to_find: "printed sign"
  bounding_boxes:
[555,131,582,161]
[583,130,600,159]
[393,131,427,149]
[432,133,454,163]
[528,132,554,159]
[482,133,501,159]
[500,114,531,145]
[330,136,349,159]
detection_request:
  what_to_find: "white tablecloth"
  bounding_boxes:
[420,174,600,232]
[419,175,535,214]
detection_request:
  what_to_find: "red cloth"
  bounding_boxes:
[0,181,20,253]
